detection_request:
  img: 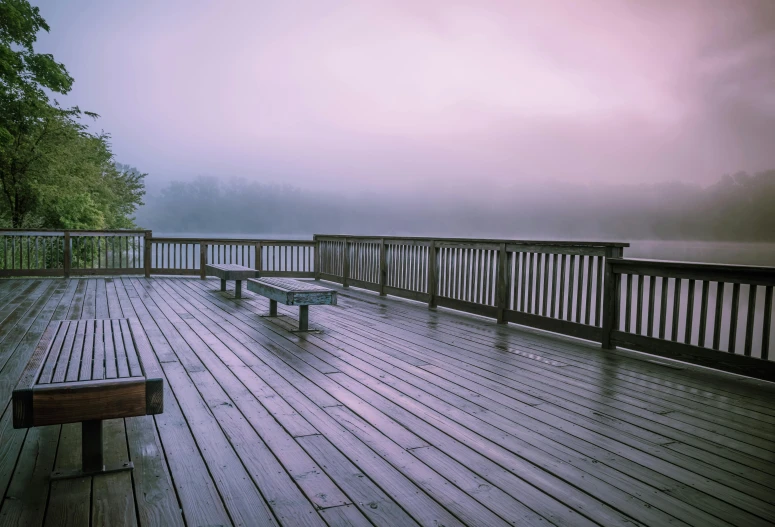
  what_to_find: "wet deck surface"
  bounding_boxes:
[0,277,774,526]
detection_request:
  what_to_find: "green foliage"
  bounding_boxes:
[0,0,145,229]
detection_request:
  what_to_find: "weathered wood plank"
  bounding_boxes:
[0,424,59,526]
[162,362,279,525]
[143,278,352,511]
[296,434,421,526]
[92,418,137,527]
[115,280,233,527]
[4,275,775,526]
[124,415,185,527]
[45,423,91,526]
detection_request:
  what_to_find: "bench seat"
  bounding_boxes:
[247,278,336,331]
[13,318,163,480]
[205,263,259,298]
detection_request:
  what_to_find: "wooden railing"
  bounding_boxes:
[1,229,148,276]
[315,235,627,342]
[150,237,316,279]
[0,230,314,280]
[2,229,773,381]
[603,259,775,380]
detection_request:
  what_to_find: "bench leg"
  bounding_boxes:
[220,279,226,291]
[269,299,277,317]
[235,280,242,298]
[50,420,134,480]
[299,305,309,331]
[82,419,104,473]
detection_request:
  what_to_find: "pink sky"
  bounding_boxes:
[34,0,775,192]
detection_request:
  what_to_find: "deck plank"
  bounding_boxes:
[143,278,353,511]
[0,424,59,527]
[306,304,775,497]
[227,280,775,524]
[1,276,774,527]
[183,282,674,524]
[92,419,137,527]
[311,290,775,469]
[300,293,775,519]
[114,280,237,527]
[45,424,90,527]
[178,281,593,525]
[124,415,185,527]
[169,280,466,526]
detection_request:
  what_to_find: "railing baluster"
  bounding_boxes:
[744,285,757,357]
[542,253,550,317]
[763,286,772,360]
[636,274,644,335]
[685,279,695,344]
[698,280,709,347]
[595,255,604,326]
[624,274,632,333]
[568,255,576,320]
[527,252,535,313]
[558,254,566,319]
[729,283,740,353]
[575,255,584,323]
[585,256,593,325]
[647,276,655,337]
[659,276,668,339]
[548,254,557,317]
[671,278,682,341]
[713,282,724,349]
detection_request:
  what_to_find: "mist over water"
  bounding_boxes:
[139,171,775,266]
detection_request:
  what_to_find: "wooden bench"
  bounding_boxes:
[247,278,336,331]
[13,318,164,480]
[205,263,259,298]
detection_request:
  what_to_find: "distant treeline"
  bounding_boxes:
[137,170,775,242]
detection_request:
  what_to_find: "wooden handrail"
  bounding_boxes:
[602,257,775,381]
[3,228,774,381]
[314,234,629,248]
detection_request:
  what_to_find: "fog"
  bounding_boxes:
[137,170,775,245]
[34,0,775,194]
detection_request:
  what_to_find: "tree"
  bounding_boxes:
[0,0,145,228]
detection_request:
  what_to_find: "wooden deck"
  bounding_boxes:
[0,277,774,527]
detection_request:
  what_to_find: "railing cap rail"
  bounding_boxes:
[313,234,629,248]
[0,228,147,235]
[608,257,775,284]
[149,237,313,244]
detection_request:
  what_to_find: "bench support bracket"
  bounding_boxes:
[50,420,134,480]
[299,305,309,331]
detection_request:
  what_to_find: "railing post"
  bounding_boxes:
[342,238,350,288]
[200,243,207,280]
[256,242,263,274]
[428,240,438,309]
[601,252,621,349]
[495,242,508,324]
[313,236,320,280]
[63,231,71,278]
[144,230,152,278]
[379,239,387,296]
